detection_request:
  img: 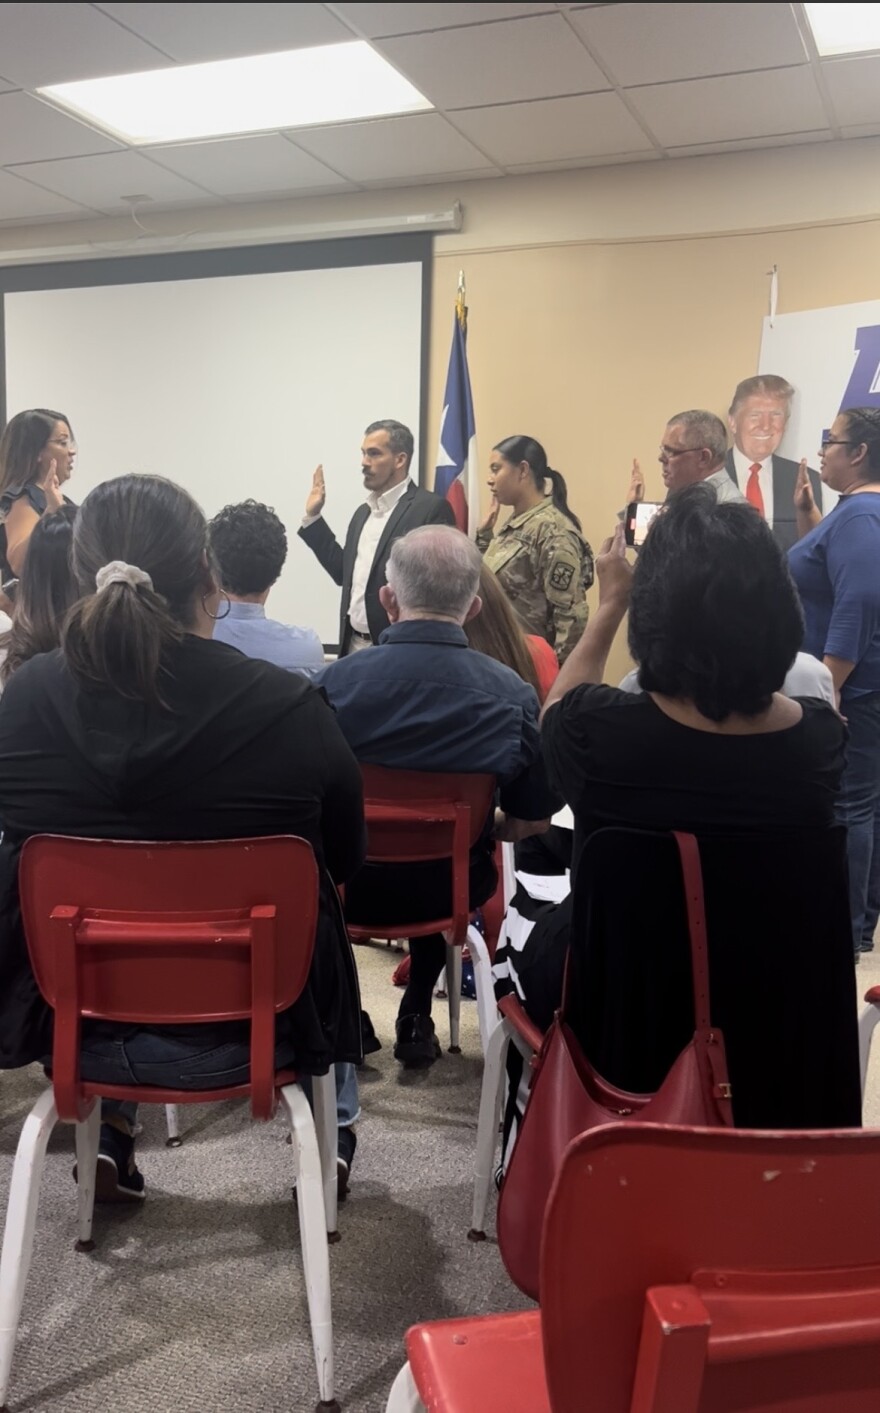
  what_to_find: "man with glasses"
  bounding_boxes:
[629,410,745,508]
[725,374,821,551]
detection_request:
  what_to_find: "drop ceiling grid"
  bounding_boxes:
[0,3,871,225]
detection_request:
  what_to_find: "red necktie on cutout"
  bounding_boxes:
[746,462,765,516]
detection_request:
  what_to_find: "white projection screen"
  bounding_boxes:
[1,237,429,646]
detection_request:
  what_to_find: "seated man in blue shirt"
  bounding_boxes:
[319,524,558,1065]
[209,499,324,677]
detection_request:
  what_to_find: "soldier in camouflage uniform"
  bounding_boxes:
[477,435,593,663]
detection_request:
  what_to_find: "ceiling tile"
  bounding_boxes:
[0,93,122,165]
[0,75,17,93]
[147,134,351,196]
[840,122,880,140]
[0,168,96,223]
[452,91,655,166]
[330,4,556,39]
[0,3,168,87]
[571,3,808,87]
[821,56,880,129]
[293,112,497,181]
[96,2,353,63]
[377,14,609,109]
[629,67,828,148]
[7,150,217,215]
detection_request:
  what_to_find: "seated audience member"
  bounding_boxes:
[208,499,323,678]
[0,505,78,685]
[627,410,745,507]
[0,474,364,1199]
[0,408,77,583]
[318,524,558,1066]
[499,487,858,1131]
[208,496,356,1185]
[465,562,558,701]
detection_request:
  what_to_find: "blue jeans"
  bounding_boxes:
[836,691,880,955]
[862,799,880,949]
[301,1064,360,1128]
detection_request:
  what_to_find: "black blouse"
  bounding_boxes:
[0,636,366,1070]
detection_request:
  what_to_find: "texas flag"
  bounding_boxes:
[434,278,478,534]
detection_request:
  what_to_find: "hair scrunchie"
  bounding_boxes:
[95,561,153,593]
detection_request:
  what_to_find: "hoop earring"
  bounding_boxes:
[202,590,231,621]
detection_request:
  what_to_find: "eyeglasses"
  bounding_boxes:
[819,439,855,455]
[49,437,76,451]
[658,444,703,460]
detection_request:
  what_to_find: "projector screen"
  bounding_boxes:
[1,237,429,646]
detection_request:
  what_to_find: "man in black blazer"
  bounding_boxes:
[298,419,456,654]
[725,374,822,553]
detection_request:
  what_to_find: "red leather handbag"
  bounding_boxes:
[497,831,733,1300]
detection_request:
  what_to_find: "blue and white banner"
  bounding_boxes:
[760,299,880,512]
[434,280,478,535]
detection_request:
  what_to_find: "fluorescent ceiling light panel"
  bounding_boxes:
[804,3,880,56]
[38,43,433,145]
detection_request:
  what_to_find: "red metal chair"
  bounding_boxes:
[347,766,497,1053]
[858,984,880,1099]
[388,1123,880,1412]
[0,835,341,1413]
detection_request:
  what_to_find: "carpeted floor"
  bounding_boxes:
[0,940,527,1413]
[2,939,878,1413]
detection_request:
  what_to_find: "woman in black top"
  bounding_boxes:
[0,474,365,1196]
[0,408,76,586]
[527,486,859,1128]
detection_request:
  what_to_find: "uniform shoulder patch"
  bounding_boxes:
[549,561,575,592]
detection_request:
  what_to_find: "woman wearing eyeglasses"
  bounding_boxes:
[788,407,880,961]
[0,408,77,588]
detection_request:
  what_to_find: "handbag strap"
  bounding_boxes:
[671,831,712,1035]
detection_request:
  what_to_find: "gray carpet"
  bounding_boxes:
[0,941,528,1413]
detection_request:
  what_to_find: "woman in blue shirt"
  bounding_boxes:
[789,406,880,959]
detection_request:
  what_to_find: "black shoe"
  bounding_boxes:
[394,1014,441,1067]
[337,1126,357,1201]
[73,1123,146,1203]
[861,939,875,953]
[360,1009,382,1056]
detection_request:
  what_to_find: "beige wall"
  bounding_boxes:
[5,136,880,677]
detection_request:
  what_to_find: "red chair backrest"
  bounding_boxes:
[541,1123,880,1412]
[19,835,319,1121]
[356,766,496,943]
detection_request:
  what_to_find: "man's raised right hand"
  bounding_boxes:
[305,464,326,518]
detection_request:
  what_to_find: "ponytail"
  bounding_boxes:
[63,580,182,704]
[62,474,210,705]
[493,434,583,532]
[842,406,880,476]
[545,467,582,533]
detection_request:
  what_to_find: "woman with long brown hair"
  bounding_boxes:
[465,562,558,701]
[0,409,76,583]
[0,505,78,684]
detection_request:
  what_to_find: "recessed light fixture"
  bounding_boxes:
[38,42,433,146]
[804,2,880,56]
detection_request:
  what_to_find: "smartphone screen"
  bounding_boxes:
[624,501,664,548]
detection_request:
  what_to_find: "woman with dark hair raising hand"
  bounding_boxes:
[789,406,880,960]
[477,435,593,663]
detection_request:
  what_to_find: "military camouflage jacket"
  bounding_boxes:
[476,499,594,663]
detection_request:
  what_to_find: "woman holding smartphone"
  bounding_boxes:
[0,408,76,588]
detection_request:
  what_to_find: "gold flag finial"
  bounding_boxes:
[456,270,467,330]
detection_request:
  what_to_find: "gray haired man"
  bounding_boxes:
[628,410,746,507]
[317,524,558,1067]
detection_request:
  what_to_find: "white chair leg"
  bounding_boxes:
[313,1070,338,1242]
[501,841,516,908]
[0,1087,59,1407]
[281,1082,336,1411]
[467,923,499,1058]
[74,1100,101,1251]
[469,1018,510,1241]
[858,1002,880,1102]
[386,1361,426,1412]
[445,941,462,1054]
[164,1103,182,1148]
